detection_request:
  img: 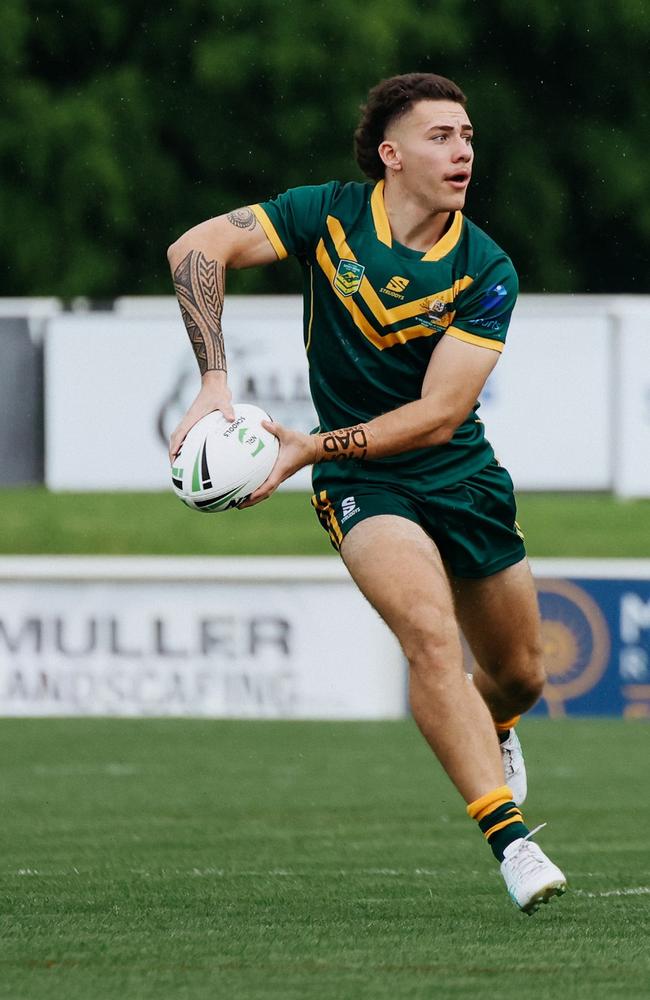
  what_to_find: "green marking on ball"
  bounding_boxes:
[191,450,202,492]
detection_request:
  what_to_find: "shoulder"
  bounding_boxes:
[262,180,370,220]
[461,216,518,283]
[330,180,373,208]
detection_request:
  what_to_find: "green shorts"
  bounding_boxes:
[311,459,526,579]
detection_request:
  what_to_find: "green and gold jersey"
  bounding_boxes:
[251,180,518,493]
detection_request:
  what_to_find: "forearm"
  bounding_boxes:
[312,397,458,463]
[169,248,227,376]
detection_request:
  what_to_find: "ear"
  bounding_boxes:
[378,139,402,173]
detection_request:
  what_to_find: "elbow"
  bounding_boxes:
[420,413,460,448]
[167,234,189,269]
[426,423,455,447]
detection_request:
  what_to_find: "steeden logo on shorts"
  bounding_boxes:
[340,496,360,523]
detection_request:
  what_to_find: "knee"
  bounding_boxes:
[403,618,458,670]
[498,642,546,709]
[403,623,463,694]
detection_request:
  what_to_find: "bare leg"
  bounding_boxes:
[449,558,546,723]
[340,515,504,803]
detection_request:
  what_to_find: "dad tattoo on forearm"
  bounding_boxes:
[319,425,369,461]
[173,250,226,375]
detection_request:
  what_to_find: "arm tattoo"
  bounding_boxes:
[226,207,257,231]
[173,250,226,375]
[318,425,368,461]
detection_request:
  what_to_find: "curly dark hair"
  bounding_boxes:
[354,73,467,180]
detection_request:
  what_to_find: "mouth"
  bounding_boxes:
[444,171,471,189]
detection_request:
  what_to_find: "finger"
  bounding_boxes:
[222,404,236,422]
[238,490,270,509]
[240,487,270,507]
[169,431,186,462]
[239,474,278,507]
[261,418,280,437]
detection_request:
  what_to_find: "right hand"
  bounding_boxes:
[169,370,235,461]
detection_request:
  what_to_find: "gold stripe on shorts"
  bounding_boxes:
[310,490,343,550]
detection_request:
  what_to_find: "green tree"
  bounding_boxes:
[1,0,648,296]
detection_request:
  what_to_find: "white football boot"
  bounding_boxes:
[500,826,567,914]
[500,729,527,806]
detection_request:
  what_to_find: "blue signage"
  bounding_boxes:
[462,576,650,717]
[531,578,650,717]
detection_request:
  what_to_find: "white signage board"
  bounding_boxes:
[46,296,641,493]
[613,312,650,498]
[45,298,317,491]
[0,558,405,719]
[479,311,612,489]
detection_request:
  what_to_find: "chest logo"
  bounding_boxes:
[385,275,410,294]
[333,259,365,297]
[428,298,447,316]
[418,296,453,331]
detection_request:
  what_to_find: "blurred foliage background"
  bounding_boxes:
[2,0,648,298]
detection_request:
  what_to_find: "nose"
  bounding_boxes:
[452,135,473,161]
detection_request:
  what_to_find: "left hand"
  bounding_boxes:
[238,419,318,508]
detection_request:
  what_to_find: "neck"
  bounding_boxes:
[382,175,453,252]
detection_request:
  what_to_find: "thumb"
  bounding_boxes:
[261,418,283,439]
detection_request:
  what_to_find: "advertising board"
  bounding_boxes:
[45,298,617,493]
[0,557,649,719]
[0,558,405,719]
[45,300,317,491]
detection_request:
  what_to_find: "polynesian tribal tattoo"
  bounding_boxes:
[226,207,257,230]
[319,425,369,461]
[173,250,226,375]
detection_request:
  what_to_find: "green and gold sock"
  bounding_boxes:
[467,784,529,862]
[495,715,520,745]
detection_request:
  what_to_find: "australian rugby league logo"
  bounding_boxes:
[333,259,365,297]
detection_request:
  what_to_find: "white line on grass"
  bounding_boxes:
[32,763,137,776]
[574,887,650,897]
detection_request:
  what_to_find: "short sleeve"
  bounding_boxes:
[250,183,339,260]
[445,256,519,353]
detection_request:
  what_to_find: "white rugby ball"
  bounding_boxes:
[171,404,279,512]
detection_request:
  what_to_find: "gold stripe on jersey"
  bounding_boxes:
[370,181,392,247]
[422,211,464,262]
[325,215,474,327]
[370,180,464,261]
[305,264,315,353]
[317,239,443,350]
[445,325,504,353]
[250,204,289,260]
[315,240,382,345]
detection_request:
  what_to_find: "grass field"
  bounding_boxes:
[1,718,648,1000]
[3,487,650,556]
[2,489,648,998]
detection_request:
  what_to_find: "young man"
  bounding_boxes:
[167,73,566,913]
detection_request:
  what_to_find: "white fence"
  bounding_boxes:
[38,294,650,496]
[1,294,649,494]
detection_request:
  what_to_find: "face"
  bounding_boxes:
[379,99,474,211]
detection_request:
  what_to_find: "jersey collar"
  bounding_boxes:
[370,179,463,261]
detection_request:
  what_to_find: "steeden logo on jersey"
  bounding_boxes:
[379,275,410,300]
